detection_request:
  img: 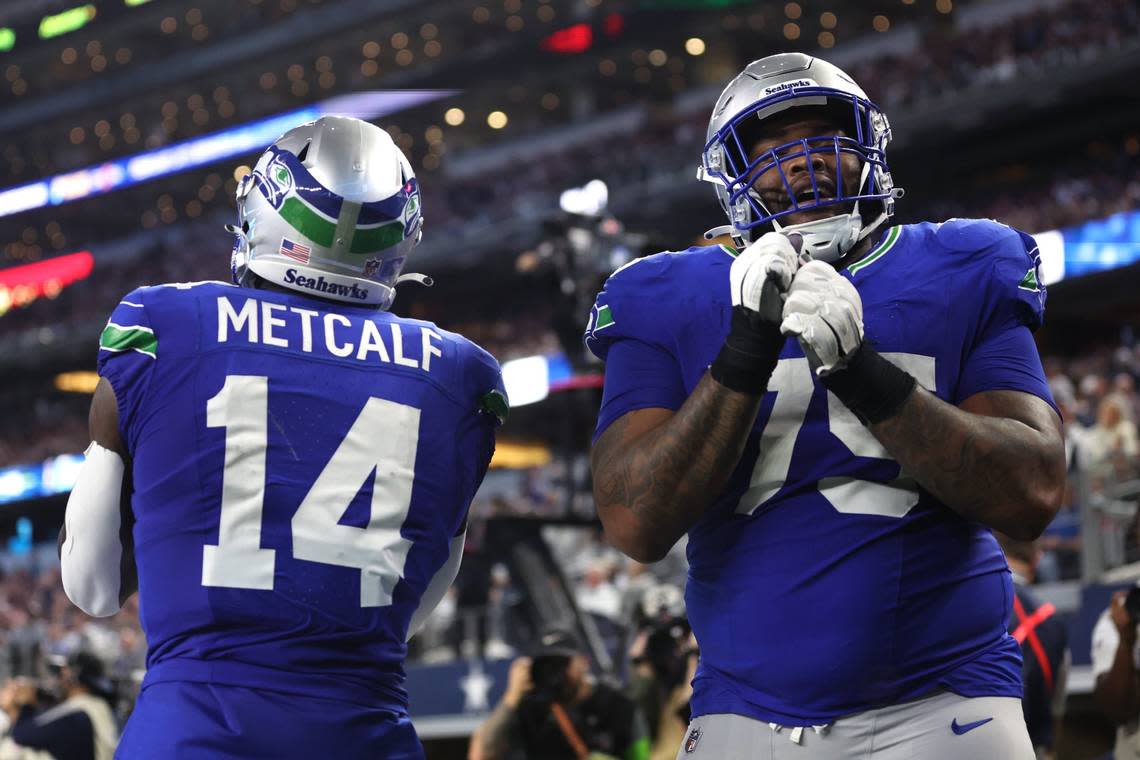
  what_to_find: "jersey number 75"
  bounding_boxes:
[740,353,935,518]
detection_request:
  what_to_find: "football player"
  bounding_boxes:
[585,54,1066,759]
[59,116,506,758]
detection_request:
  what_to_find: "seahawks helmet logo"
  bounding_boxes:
[402,187,421,228]
[257,155,294,210]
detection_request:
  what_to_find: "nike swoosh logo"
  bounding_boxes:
[951,717,994,735]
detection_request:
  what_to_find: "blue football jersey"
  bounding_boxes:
[97,281,505,713]
[585,219,1055,725]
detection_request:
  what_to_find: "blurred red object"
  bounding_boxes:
[0,250,94,315]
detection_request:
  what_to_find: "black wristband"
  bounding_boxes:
[710,307,785,395]
[822,343,917,425]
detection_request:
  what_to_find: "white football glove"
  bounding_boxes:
[780,260,864,376]
[729,232,802,324]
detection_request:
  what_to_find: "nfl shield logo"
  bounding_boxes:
[684,726,701,753]
[363,258,381,278]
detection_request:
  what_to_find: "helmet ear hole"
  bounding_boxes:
[296,141,311,163]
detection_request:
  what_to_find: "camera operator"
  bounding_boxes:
[625,586,698,760]
[0,652,118,760]
[1093,585,1140,760]
[475,626,649,760]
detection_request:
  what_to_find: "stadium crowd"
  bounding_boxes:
[850,0,1139,111]
[3,0,1137,192]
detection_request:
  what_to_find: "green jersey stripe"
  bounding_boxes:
[594,304,615,331]
[99,323,157,358]
[1017,266,1040,292]
[848,225,901,276]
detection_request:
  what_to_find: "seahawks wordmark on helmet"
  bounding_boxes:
[698,52,904,262]
[230,115,428,310]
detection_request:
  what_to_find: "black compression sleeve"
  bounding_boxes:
[709,307,785,395]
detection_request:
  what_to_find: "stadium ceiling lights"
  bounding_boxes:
[0,90,457,219]
[38,4,96,40]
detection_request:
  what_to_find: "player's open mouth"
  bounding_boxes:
[790,181,837,206]
[797,188,832,203]
[764,186,837,214]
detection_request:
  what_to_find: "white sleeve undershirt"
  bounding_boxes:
[60,442,127,618]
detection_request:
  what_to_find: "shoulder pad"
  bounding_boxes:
[940,219,1046,331]
[933,217,1020,254]
[584,248,725,362]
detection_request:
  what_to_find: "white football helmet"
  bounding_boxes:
[231,115,425,310]
[698,53,903,262]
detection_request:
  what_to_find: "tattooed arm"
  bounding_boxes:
[590,373,763,563]
[869,388,1065,540]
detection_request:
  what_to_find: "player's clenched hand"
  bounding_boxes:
[780,260,864,376]
[712,232,801,394]
[729,232,802,324]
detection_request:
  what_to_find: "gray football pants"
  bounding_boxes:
[675,691,1033,760]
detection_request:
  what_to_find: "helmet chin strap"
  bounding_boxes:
[769,162,874,263]
[771,210,861,264]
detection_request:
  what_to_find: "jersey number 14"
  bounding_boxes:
[201,375,417,608]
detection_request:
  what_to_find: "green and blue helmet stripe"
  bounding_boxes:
[253,146,419,252]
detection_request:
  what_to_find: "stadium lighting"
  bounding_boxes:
[0,452,85,505]
[603,12,624,37]
[54,371,100,393]
[501,356,550,407]
[559,179,608,216]
[38,5,97,40]
[540,23,593,54]
[124,0,154,5]
[0,90,457,220]
[684,37,705,56]
[487,111,508,129]
[490,442,553,469]
[0,28,15,52]
[444,107,465,126]
[1034,229,1065,285]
